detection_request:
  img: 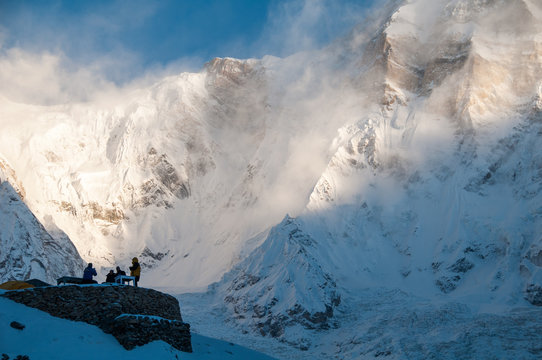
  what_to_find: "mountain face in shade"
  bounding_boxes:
[207,0,542,353]
[0,161,84,284]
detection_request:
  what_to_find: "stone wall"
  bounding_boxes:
[1,284,192,352]
[111,315,191,351]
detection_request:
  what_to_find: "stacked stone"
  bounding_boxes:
[1,285,191,352]
[111,315,191,352]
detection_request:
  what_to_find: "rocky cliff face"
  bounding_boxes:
[0,55,277,286]
[206,0,542,351]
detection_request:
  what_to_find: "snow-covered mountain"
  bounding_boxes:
[0,293,277,360]
[2,0,542,358]
[0,159,84,284]
[0,50,363,288]
[205,0,542,356]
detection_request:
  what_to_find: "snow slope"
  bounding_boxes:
[198,0,542,356]
[177,286,542,360]
[0,292,276,360]
[0,162,84,284]
[0,52,365,288]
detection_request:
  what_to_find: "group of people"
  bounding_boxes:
[83,257,141,287]
[105,266,127,283]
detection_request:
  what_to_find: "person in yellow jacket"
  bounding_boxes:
[129,257,141,287]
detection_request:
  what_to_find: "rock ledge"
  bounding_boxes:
[1,284,192,352]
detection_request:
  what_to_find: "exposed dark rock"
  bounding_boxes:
[525,284,542,306]
[527,249,542,267]
[375,350,393,357]
[10,321,25,330]
[84,201,125,224]
[228,273,260,291]
[111,315,191,352]
[136,151,190,209]
[139,247,170,269]
[436,275,461,293]
[152,154,190,199]
[205,57,256,85]
[1,285,191,352]
[138,179,169,208]
[448,257,474,273]
[256,316,288,338]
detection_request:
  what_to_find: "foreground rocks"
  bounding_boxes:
[1,284,191,352]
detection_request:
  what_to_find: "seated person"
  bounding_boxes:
[82,263,98,284]
[115,266,126,277]
[115,266,129,284]
[105,270,116,283]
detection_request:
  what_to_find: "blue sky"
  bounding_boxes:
[0,0,376,73]
[0,0,377,103]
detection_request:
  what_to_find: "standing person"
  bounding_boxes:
[129,257,141,287]
[82,263,97,284]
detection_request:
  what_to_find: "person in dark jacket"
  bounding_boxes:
[105,270,116,283]
[115,266,126,277]
[82,263,97,284]
[129,257,141,287]
[115,266,127,284]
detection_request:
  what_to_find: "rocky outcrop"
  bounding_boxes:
[1,285,192,352]
[0,158,26,200]
[525,284,542,306]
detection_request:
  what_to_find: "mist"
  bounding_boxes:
[0,0,376,104]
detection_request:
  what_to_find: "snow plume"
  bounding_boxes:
[0,0,210,106]
[251,48,372,220]
[0,45,207,106]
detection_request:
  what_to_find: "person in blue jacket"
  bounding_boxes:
[82,263,98,284]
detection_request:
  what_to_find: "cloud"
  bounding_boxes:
[0,0,210,105]
[0,48,105,104]
[0,0,378,105]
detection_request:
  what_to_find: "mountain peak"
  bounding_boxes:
[204,57,259,84]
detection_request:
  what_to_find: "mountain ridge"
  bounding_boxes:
[201,0,542,355]
[2,0,542,358]
[0,163,84,284]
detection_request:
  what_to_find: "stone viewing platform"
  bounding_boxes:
[0,284,192,352]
